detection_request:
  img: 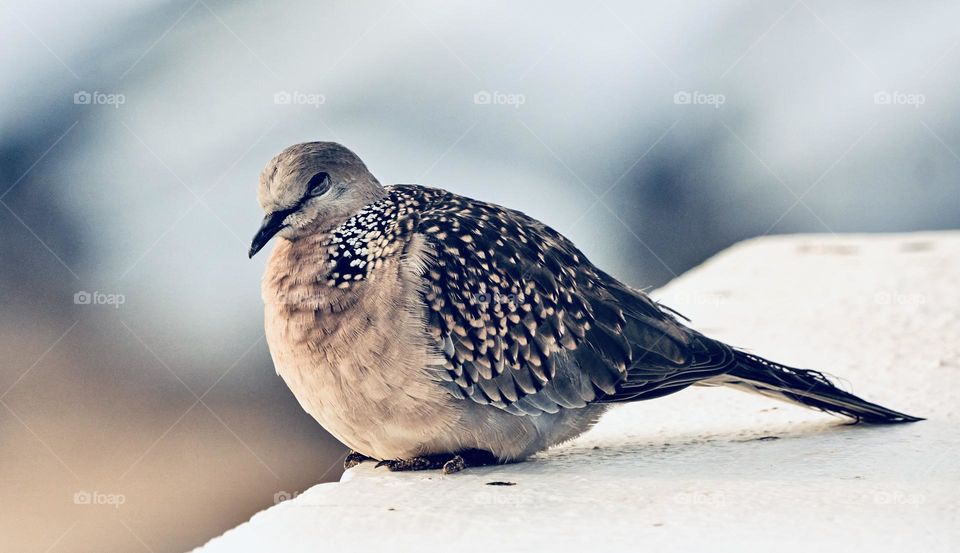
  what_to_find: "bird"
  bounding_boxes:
[249,141,921,474]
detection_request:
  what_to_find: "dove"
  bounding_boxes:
[250,142,920,474]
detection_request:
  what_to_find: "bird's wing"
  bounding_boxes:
[399,185,735,416]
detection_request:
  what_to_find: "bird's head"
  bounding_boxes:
[249,142,385,258]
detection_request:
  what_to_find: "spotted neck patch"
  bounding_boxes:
[324,187,420,288]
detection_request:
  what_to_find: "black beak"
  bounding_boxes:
[248,211,289,258]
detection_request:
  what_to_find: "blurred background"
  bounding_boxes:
[2,0,958,551]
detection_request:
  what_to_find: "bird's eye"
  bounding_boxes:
[306,172,331,197]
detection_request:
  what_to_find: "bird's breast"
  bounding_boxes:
[260,235,458,459]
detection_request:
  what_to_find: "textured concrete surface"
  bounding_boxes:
[195,232,959,553]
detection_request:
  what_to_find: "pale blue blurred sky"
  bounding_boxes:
[2,1,958,551]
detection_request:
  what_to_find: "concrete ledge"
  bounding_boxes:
[195,232,959,553]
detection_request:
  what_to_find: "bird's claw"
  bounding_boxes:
[373,449,498,473]
[441,455,466,474]
[374,456,441,471]
[343,450,373,469]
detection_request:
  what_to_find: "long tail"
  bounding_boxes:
[717,350,923,424]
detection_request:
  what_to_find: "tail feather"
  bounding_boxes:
[719,350,923,424]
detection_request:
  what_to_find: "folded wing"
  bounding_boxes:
[398,185,736,416]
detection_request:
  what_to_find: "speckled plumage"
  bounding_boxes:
[320,185,734,417]
[252,142,921,471]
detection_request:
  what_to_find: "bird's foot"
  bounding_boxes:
[343,450,374,469]
[375,449,499,474]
